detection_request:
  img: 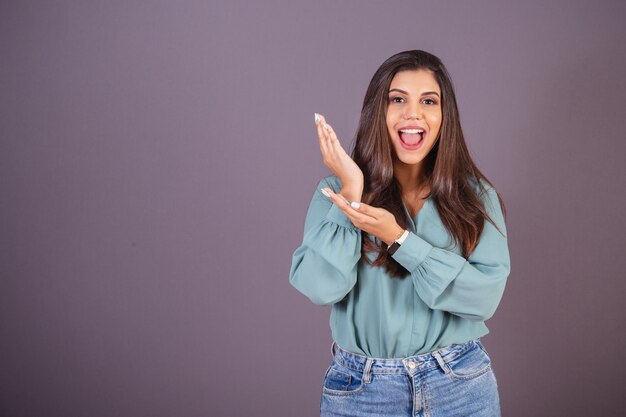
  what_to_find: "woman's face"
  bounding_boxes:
[386,69,442,167]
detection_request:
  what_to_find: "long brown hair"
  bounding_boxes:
[352,50,507,278]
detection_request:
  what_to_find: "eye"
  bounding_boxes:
[389,96,405,103]
[423,98,438,105]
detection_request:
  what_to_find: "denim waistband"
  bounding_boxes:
[331,339,483,377]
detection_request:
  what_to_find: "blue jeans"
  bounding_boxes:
[320,339,500,417]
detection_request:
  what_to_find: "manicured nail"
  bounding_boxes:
[320,188,330,197]
[314,113,320,123]
[350,202,361,209]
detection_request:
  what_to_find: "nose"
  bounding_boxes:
[403,102,423,120]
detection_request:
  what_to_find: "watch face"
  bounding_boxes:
[387,241,401,255]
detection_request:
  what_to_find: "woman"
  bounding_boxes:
[288,50,511,417]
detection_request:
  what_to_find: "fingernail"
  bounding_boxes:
[320,188,330,197]
[314,113,320,123]
[350,201,361,209]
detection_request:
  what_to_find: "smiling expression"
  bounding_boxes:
[386,69,442,167]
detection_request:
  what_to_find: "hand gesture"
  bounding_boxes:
[321,187,405,246]
[315,113,364,197]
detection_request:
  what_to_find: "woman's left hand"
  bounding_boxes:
[322,187,405,246]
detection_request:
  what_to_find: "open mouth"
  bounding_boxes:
[398,128,425,149]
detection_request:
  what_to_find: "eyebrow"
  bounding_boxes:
[388,88,440,97]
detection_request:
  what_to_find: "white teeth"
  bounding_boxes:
[399,129,424,134]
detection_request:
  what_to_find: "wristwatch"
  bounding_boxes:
[387,229,409,255]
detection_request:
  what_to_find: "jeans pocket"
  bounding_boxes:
[322,361,365,396]
[444,341,492,381]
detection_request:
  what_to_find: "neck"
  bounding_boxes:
[393,160,427,195]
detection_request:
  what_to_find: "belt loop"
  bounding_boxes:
[362,357,373,384]
[331,341,337,356]
[432,350,451,374]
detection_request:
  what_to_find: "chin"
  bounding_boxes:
[393,145,428,164]
[399,156,425,166]
[393,152,424,165]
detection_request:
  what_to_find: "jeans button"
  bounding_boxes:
[407,361,417,370]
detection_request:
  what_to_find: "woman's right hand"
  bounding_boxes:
[315,113,364,201]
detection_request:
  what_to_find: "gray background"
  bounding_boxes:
[1,0,625,416]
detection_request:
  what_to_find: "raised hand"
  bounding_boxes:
[315,113,364,201]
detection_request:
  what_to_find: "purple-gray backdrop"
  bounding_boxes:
[1,1,625,416]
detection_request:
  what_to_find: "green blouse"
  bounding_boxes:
[289,174,511,359]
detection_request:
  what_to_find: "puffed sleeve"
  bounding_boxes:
[390,185,511,321]
[288,176,362,305]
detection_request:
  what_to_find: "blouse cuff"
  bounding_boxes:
[390,231,433,272]
[325,203,356,229]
